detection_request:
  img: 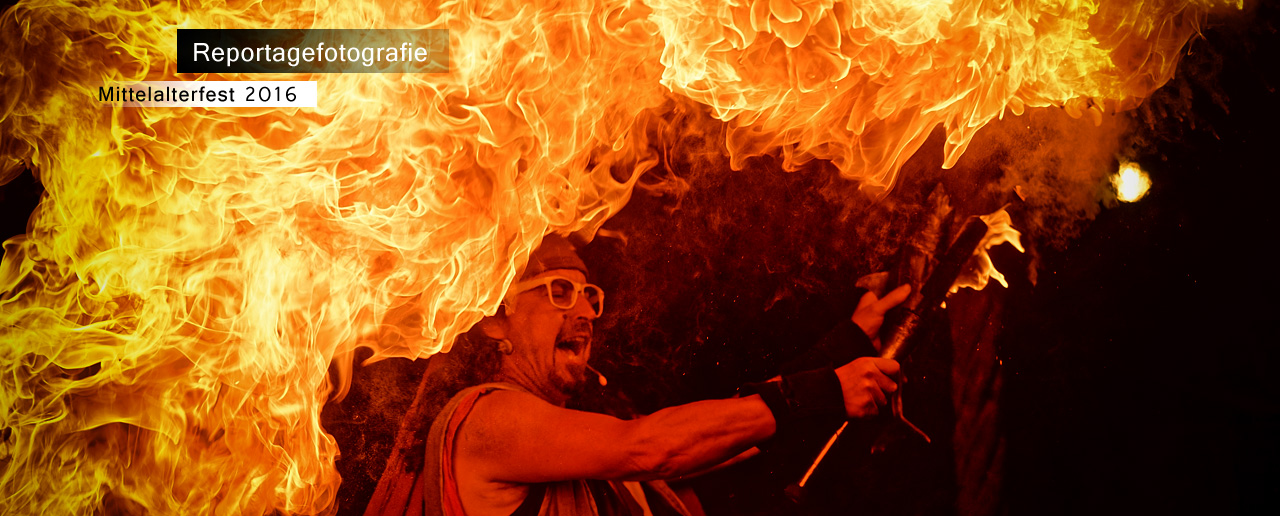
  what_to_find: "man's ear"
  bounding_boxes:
[474,313,507,341]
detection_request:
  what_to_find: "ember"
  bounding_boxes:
[1113,162,1152,202]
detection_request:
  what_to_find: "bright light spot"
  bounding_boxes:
[1113,162,1151,202]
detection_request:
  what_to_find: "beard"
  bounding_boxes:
[551,318,593,395]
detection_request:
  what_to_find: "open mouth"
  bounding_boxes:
[555,335,590,356]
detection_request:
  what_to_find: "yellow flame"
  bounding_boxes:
[649,0,1237,191]
[951,208,1026,294]
[1113,162,1151,202]
[0,0,1237,514]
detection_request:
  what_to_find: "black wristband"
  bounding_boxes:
[742,367,846,439]
[743,380,789,427]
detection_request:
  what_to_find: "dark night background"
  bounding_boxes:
[2,2,1277,515]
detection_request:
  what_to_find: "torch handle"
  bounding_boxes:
[878,310,920,362]
[882,215,986,362]
[784,216,990,503]
[785,311,920,502]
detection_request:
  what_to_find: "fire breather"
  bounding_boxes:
[191,42,435,68]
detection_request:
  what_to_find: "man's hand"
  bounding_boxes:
[851,284,912,350]
[835,357,900,418]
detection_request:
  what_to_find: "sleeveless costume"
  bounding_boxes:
[365,383,693,516]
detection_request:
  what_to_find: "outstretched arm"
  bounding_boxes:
[457,357,900,484]
[458,389,775,483]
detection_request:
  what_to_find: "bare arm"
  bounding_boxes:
[457,389,776,484]
[457,355,899,485]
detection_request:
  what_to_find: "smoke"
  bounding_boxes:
[979,109,1130,251]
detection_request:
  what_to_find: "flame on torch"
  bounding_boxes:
[951,208,1026,294]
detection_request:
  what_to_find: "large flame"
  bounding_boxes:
[650,0,1237,191]
[0,0,1236,514]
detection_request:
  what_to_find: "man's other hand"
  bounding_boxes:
[851,284,911,350]
[835,357,900,419]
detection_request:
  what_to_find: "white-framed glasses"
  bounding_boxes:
[510,276,605,317]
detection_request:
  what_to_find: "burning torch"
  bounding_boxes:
[786,208,1012,501]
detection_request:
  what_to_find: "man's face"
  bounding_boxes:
[500,269,598,404]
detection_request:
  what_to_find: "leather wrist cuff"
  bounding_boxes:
[742,367,846,439]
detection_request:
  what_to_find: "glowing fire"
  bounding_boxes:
[1113,162,1152,202]
[649,0,1239,190]
[952,208,1026,294]
[0,0,1237,514]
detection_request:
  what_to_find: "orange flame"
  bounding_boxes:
[652,0,1238,190]
[0,0,1237,514]
[951,208,1026,294]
